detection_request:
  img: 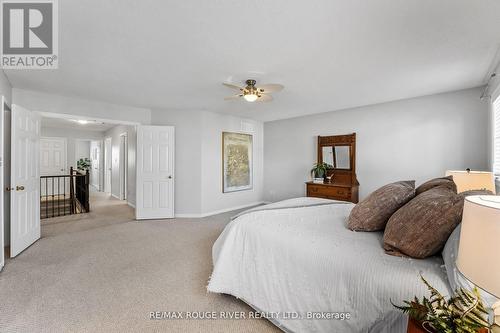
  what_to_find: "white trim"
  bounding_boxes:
[111,193,120,200]
[36,111,141,126]
[127,201,135,208]
[174,201,265,218]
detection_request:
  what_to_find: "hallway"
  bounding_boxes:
[41,192,135,238]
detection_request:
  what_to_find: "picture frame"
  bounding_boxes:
[222,132,253,193]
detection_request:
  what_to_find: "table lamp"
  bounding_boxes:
[445,170,496,194]
[457,195,500,329]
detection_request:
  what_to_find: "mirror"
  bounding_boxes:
[322,146,334,168]
[322,145,350,169]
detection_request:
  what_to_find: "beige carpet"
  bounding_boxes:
[0,193,280,333]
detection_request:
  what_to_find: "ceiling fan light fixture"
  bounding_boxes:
[243,93,258,102]
[223,79,283,102]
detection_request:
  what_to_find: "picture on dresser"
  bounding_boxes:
[222,132,253,193]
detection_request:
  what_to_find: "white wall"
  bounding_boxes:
[104,125,137,206]
[151,109,264,216]
[200,112,264,214]
[41,126,104,171]
[12,88,151,125]
[263,87,490,202]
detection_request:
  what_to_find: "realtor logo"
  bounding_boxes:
[1,0,58,69]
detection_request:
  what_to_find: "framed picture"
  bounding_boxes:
[222,132,253,193]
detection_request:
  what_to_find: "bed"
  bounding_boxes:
[207,197,451,333]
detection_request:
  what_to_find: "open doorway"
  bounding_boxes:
[119,133,128,201]
[104,137,112,194]
[36,112,138,228]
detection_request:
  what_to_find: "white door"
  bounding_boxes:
[104,137,112,193]
[136,126,174,219]
[10,105,41,257]
[40,137,66,177]
[0,98,4,269]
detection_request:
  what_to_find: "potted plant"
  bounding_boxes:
[77,158,91,172]
[393,276,491,333]
[311,162,328,183]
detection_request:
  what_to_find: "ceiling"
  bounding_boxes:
[6,0,500,122]
[41,116,116,132]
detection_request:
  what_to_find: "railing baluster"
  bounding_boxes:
[46,178,48,219]
[57,177,60,217]
[63,176,66,215]
[39,171,90,219]
[52,177,54,218]
[40,178,42,219]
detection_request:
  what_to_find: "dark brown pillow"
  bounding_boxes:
[415,176,457,196]
[348,181,415,231]
[383,186,464,259]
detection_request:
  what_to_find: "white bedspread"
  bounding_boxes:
[208,197,450,333]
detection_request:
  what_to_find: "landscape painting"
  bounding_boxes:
[222,132,253,193]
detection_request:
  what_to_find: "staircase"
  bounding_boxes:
[40,168,90,219]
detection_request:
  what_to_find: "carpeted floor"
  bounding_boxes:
[0,193,280,333]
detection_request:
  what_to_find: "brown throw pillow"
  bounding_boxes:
[348,181,415,231]
[383,186,464,259]
[415,176,457,196]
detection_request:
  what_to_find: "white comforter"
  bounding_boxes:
[208,197,450,333]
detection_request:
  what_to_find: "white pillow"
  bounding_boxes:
[442,225,498,307]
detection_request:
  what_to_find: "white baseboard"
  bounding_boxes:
[111,193,120,200]
[127,201,136,208]
[175,201,265,218]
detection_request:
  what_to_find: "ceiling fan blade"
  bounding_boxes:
[256,94,273,102]
[223,83,244,91]
[224,95,242,100]
[256,84,284,93]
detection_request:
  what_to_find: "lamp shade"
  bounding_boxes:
[445,170,496,194]
[457,195,500,298]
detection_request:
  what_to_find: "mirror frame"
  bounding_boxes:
[317,133,356,172]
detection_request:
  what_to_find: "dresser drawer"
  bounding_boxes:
[307,184,351,200]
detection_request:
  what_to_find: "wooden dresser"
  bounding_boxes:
[306,181,359,203]
[306,133,360,204]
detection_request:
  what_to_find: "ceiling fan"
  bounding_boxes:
[223,79,284,102]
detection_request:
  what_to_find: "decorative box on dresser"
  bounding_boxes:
[306,133,360,204]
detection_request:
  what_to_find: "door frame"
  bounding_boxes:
[119,132,128,201]
[0,96,5,270]
[104,137,112,194]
